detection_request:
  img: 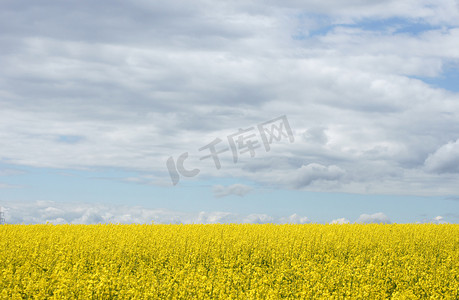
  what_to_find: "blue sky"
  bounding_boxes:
[1,0,459,224]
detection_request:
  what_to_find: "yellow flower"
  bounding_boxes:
[0,224,457,299]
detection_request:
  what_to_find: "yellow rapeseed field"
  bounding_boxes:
[0,224,457,299]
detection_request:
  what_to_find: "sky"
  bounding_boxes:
[1,0,459,224]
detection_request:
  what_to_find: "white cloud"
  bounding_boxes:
[302,127,328,145]
[417,215,449,224]
[330,217,350,224]
[0,0,458,197]
[243,214,274,224]
[293,163,345,188]
[196,211,235,224]
[355,212,391,224]
[0,201,312,225]
[432,215,447,224]
[424,139,459,173]
[213,184,253,198]
[279,213,310,224]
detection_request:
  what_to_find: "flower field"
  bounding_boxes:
[0,224,457,299]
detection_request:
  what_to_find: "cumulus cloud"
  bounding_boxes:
[355,212,391,224]
[330,217,350,224]
[432,216,447,224]
[424,139,459,173]
[243,214,274,224]
[302,127,328,145]
[0,201,312,225]
[417,215,449,224]
[213,184,253,198]
[0,0,458,197]
[195,211,235,224]
[279,213,310,224]
[293,163,345,188]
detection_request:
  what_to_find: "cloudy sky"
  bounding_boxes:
[1,0,458,224]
